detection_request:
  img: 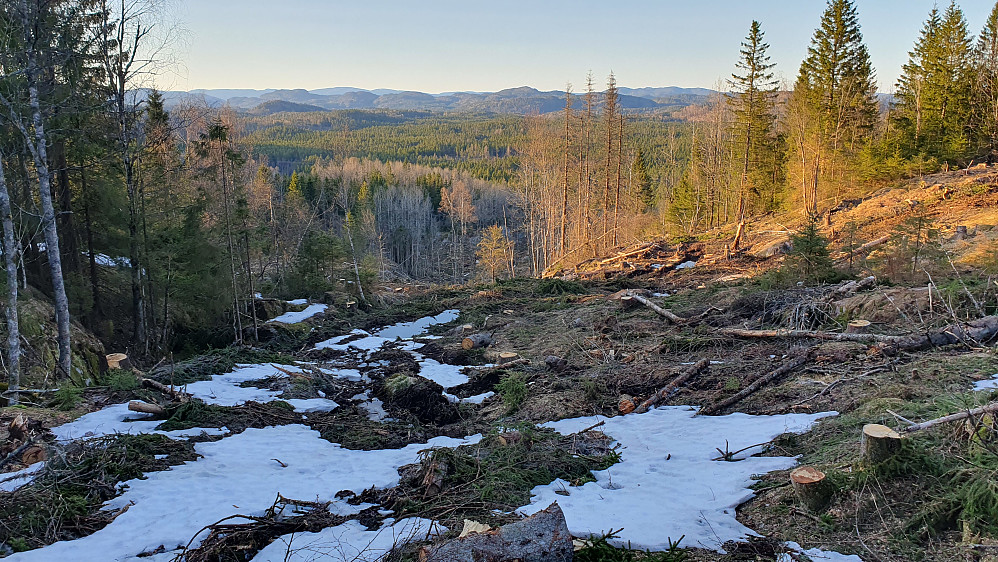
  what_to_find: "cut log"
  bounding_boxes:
[106,353,132,371]
[790,466,831,512]
[876,315,998,355]
[544,355,568,372]
[845,319,871,334]
[618,394,636,415]
[128,400,167,417]
[418,502,572,562]
[697,349,816,417]
[861,424,902,464]
[20,444,46,466]
[626,292,686,324]
[903,401,998,433]
[835,235,890,262]
[462,333,493,350]
[633,358,711,414]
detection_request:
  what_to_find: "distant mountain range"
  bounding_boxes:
[160,85,715,116]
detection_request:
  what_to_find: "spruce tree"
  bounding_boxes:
[728,20,778,225]
[632,148,654,210]
[895,2,974,162]
[975,1,998,155]
[796,0,878,150]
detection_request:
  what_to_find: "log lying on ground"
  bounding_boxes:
[834,235,890,262]
[128,400,167,417]
[714,327,898,344]
[462,333,493,350]
[419,502,572,562]
[696,348,816,417]
[626,292,686,324]
[829,275,876,298]
[876,315,998,355]
[790,466,832,512]
[140,377,190,401]
[861,424,902,464]
[903,401,998,433]
[633,359,711,414]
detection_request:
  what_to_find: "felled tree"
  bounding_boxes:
[477,225,514,283]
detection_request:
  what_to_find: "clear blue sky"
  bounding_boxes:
[163,0,998,93]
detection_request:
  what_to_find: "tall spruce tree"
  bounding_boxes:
[975,1,998,155]
[790,0,877,214]
[895,2,974,162]
[727,20,778,234]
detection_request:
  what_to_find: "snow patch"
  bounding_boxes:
[517,406,836,552]
[286,298,308,305]
[268,303,328,324]
[779,541,864,561]
[973,373,998,391]
[50,403,227,442]
[675,260,697,270]
[251,517,444,562]
[13,425,479,562]
[0,462,45,492]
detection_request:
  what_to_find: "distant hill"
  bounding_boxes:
[158,84,717,115]
[248,100,328,115]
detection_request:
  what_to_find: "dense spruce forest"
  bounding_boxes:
[1,0,998,391]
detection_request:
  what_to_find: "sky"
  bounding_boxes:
[161,0,998,94]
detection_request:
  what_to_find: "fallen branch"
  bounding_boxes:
[633,359,710,414]
[715,327,899,344]
[140,377,189,401]
[876,315,998,355]
[697,348,816,416]
[903,402,998,433]
[834,235,890,262]
[626,292,686,324]
[0,438,38,471]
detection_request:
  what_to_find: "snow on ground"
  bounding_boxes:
[444,390,494,404]
[251,517,444,562]
[50,403,228,441]
[675,260,697,270]
[9,425,480,562]
[268,303,328,324]
[0,462,45,492]
[779,541,864,561]
[517,406,837,552]
[973,373,998,390]
[287,298,308,305]
[180,363,338,412]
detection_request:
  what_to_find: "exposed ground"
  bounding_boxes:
[2,168,998,561]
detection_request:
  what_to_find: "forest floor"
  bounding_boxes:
[2,168,998,562]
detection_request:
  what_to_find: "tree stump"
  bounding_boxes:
[861,424,902,464]
[954,225,969,240]
[544,355,568,372]
[486,350,519,364]
[106,353,131,371]
[619,295,639,310]
[462,333,493,350]
[618,395,636,415]
[345,300,358,311]
[790,466,831,512]
[845,319,871,334]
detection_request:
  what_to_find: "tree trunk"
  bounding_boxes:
[633,358,710,414]
[22,24,72,378]
[0,157,21,404]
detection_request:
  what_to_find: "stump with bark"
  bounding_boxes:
[845,319,871,334]
[106,353,131,370]
[861,424,902,464]
[790,466,832,512]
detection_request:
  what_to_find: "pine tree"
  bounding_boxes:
[727,20,778,235]
[895,2,974,162]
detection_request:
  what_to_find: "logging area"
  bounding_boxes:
[1,166,997,562]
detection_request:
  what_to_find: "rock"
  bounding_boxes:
[544,355,568,372]
[419,502,573,562]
